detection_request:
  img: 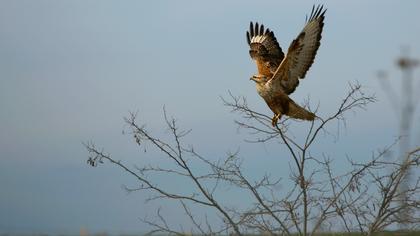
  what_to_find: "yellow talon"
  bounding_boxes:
[271,114,281,126]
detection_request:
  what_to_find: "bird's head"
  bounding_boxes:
[250,75,268,84]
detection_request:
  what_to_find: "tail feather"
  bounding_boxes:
[287,99,315,120]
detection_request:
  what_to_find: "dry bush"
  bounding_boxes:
[86,83,419,236]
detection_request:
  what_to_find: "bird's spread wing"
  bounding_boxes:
[270,5,326,94]
[247,22,284,76]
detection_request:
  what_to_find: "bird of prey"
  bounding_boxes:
[247,5,326,126]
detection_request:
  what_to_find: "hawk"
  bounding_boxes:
[247,5,326,126]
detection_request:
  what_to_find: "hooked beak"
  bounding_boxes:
[250,76,257,82]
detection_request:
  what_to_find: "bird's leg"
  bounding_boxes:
[271,113,282,126]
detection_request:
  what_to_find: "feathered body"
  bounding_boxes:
[247,5,326,126]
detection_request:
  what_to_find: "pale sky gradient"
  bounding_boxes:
[1,0,420,234]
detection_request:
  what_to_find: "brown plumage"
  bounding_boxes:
[247,5,326,126]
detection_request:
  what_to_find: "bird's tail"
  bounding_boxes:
[287,99,316,121]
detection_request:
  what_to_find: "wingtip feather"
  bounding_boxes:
[255,22,259,35]
[307,4,327,22]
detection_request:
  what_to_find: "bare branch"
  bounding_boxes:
[86,82,419,235]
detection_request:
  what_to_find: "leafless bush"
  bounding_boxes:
[85,83,419,236]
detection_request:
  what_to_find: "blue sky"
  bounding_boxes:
[1,0,420,234]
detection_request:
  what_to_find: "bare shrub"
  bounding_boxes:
[86,83,419,236]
